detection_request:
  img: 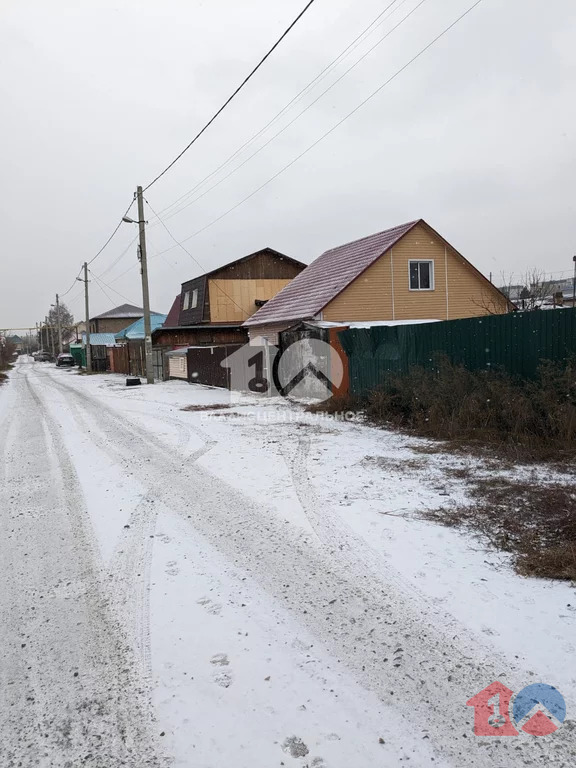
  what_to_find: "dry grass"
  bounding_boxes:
[321,359,576,464]
[0,363,13,385]
[306,393,362,415]
[427,478,576,581]
[361,455,427,472]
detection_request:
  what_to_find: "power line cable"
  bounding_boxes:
[155,0,427,226]
[57,198,135,304]
[59,267,84,298]
[97,233,140,279]
[143,0,319,192]
[152,0,485,258]
[92,274,118,309]
[152,0,405,220]
[88,199,135,265]
[144,198,248,317]
[90,269,139,306]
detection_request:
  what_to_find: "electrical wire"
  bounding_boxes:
[143,0,319,192]
[88,199,135,265]
[59,267,84,298]
[144,198,248,317]
[97,233,140,280]
[92,275,118,309]
[90,269,139,306]
[155,0,427,226]
[152,0,405,221]
[57,197,135,306]
[151,0,486,259]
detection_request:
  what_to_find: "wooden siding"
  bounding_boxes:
[208,279,293,323]
[247,322,291,346]
[322,223,508,322]
[91,317,140,334]
[153,327,247,347]
[168,355,188,380]
[178,250,304,326]
[209,249,303,280]
[322,253,394,322]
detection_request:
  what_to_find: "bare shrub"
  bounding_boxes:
[363,358,576,462]
[306,393,362,415]
[427,479,576,581]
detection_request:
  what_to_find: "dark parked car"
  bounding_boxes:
[35,352,52,362]
[56,353,75,368]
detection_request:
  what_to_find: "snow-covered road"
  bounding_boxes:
[1,357,574,767]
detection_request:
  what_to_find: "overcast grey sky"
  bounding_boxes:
[2,0,575,328]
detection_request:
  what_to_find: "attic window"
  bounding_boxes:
[182,291,190,310]
[409,260,434,291]
[190,289,198,309]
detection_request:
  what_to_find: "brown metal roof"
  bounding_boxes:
[244,220,420,326]
[91,303,145,320]
[164,294,181,327]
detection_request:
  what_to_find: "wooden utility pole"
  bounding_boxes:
[136,186,154,384]
[82,262,92,373]
[55,293,62,355]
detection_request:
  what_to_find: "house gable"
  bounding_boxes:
[179,248,305,326]
[208,248,304,281]
[322,222,509,322]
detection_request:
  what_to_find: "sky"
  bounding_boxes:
[1,0,576,329]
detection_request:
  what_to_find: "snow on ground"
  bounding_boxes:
[94,370,576,704]
[1,357,575,767]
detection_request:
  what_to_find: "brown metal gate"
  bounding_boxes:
[186,345,242,388]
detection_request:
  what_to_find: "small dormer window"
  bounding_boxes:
[190,289,198,309]
[182,291,190,310]
[409,260,434,290]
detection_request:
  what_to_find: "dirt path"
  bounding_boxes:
[0,365,165,768]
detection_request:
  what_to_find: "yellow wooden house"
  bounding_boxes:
[244,219,511,343]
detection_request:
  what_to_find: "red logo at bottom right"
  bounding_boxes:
[467,681,566,736]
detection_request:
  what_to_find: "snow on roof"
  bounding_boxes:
[90,303,146,320]
[307,319,441,330]
[115,313,167,340]
[81,332,117,346]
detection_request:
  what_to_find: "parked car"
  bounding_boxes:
[56,353,75,368]
[34,352,52,362]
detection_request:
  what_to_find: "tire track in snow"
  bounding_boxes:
[35,368,216,684]
[29,367,576,767]
[0,364,168,767]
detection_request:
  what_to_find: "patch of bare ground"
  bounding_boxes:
[427,477,576,581]
[361,455,427,472]
[180,403,231,412]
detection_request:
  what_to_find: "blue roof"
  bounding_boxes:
[81,332,117,347]
[115,313,167,340]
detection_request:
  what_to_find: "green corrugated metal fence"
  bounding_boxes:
[339,309,576,396]
[69,344,85,368]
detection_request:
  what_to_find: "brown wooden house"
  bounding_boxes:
[153,248,305,349]
[89,304,150,335]
[244,219,512,344]
[152,247,305,382]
